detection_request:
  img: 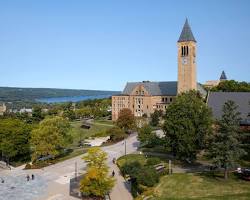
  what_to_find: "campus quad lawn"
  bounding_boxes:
[69,120,114,147]
[149,173,250,200]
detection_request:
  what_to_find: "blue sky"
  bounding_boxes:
[0,0,250,91]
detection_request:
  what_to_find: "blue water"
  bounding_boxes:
[36,94,112,103]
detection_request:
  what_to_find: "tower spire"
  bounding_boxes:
[178,19,196,42]
[220,70,227,80]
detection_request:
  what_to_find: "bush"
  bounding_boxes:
[120,161,142,176]
[24,163,31,169]
[106,126,126,142]
[137,167,159,187]
[146,157,161,166]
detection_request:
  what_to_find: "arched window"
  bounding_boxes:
[181,46,183,56]
[186,46,189,56]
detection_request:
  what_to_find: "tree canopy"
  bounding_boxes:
[211,80,250,92]
[30,116,71,161]
[207,100,246,179]
[116,108,136,131]
[0,118,31,162]
[80,147,114,197]
[163,90,213,161]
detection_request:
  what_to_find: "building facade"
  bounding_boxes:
[112,19,202,121]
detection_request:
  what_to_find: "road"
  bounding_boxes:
[0,134,138,200]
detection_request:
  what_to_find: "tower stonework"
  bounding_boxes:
[177,19,197,94]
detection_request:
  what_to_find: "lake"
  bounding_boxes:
[36,94,113,103]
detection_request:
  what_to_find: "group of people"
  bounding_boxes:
[26,174,35,181]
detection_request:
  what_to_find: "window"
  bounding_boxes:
[162,98,164,102]
[147,105,148,109]
[170,98,172,102]
[136,91,138,95]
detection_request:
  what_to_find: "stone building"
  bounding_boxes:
[204,71,228,88]
[112,19,205,121]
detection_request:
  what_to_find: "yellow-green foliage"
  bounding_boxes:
[80,147,115,197]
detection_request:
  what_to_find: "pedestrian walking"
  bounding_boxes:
[31,174,35,180]
[1,178,4,183]
[112,170,115,177]
[26,175,30,181]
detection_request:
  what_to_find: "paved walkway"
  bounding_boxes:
[0,134,138,200]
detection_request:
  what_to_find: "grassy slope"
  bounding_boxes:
[151,173,250,200]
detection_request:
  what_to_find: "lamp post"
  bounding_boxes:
[124,139,127,155]
[75,161,78,181]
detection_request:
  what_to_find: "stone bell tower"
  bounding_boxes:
[177,19,197,94]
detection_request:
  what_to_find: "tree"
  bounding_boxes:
[80,147,114,198]
[116,108,135,131]
[211,80,250,92]
[106,126,126,142]
[163,90,213,161]
[207,100,246,179]
[32,105,44,122]
[138,125,162,147]
[30,116,71,161]
[150,110,163,127]
[0,118,31,163]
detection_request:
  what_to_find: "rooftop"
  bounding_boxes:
[178,19,196,43]
[207,92,250,120]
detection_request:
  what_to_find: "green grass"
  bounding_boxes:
[94,119,114,126]
[69,120,114,147]
[117,154,147,167]
[147,173,250,200]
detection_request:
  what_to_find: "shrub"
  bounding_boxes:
[106,126,126,142]
[24,163,31,169]
[136,167,159,187]
[146,157,161,166]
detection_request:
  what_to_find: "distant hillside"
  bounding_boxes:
[0,87,120,102]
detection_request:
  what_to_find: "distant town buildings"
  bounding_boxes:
[112,19,205,120]
[0,102,6,115]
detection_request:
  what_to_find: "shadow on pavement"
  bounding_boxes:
[70,174,84,199]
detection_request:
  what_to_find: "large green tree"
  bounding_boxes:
[30,116,71,161]
[163,91,213,161]
[138,125,162,147]
[80,147,114,198]
[207,100,246,179]
[150,110,163,127]
[0,118,31,162]
[211,80,250,92]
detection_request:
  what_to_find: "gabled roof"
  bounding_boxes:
[220,70,227,80]
[178,19,196,43]
[123,81,177,96]
[207,92,250,120]
[122,81,207,97]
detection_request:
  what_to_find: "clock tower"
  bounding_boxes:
[177,19,197,94]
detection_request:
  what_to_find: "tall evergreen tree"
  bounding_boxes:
[207,100,246,179]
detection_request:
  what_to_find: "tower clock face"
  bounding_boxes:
[182,57,188,65]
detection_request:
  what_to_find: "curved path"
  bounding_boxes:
[0,134,138,200]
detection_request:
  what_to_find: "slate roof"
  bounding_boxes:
[122,81,207,97]
[123,81,177,96]
[220,70,227,80]
[207,92,250,120]
[178,19,196,42]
